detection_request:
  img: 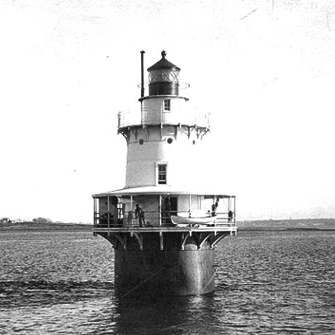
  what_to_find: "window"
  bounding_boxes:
[158,164,167,184]
[164,99,170,111]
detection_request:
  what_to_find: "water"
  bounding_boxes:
[1,230,334,334]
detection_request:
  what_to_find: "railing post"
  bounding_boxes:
[107,196,110,229]
[130,196,133,226]
[188,193,192,217]
[234,196,236,225]
[93,198,96,226]
[97,198,100,226]
[117,112,121,129]
[228,197,231,218]
[161,103,164,124]
[141,102,143,126]
[159,195,162,226]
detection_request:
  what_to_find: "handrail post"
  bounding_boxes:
[233,196,236,226]
[93,198,96,226]
[161,103,164,124]
[97,198,100,226]
[228,197,231,223]
[107,196,110,229]
[141,103,143,126]
[188,193,191,217]
[130,196,133,227]
[117,112,121,129]
[159,195,162,226]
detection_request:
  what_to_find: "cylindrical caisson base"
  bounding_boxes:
[114,248,215,296]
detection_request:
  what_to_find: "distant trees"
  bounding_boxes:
[0,217,54,225]
[0,217,12,224]
[32,217,52,224]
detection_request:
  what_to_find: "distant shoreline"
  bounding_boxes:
[0,222,92,232]
[238,227,335,232]
[237,218,335,231]
[1,218,334,232]
[1,228,334,233]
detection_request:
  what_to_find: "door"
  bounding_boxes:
[161,196,178,224]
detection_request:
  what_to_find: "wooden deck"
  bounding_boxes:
[93,225,237,235]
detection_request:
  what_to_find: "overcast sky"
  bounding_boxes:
[1,0,335,222]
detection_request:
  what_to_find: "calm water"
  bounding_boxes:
[0,230,334,334]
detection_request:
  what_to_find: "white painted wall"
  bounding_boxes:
[141,97,208,127]
[141,97,188,124]
[125,125,206,188]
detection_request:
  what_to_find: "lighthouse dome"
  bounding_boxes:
[147,51,180,96]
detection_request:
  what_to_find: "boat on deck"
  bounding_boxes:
[171,215,215,227]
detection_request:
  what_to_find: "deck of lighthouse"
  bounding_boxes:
[92,185,237,244]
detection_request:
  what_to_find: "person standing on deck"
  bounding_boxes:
[211,198,219,216]
[135,204,145,227]
[228,210,234,222]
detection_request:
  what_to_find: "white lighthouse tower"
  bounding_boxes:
[93,51,237,296]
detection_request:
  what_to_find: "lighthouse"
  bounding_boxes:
[93,51,237,296]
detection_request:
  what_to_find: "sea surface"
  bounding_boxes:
[0,230,334,334]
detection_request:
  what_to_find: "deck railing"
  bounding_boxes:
[93,210,236,228]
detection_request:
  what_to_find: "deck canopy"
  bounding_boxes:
[92,185,235,198]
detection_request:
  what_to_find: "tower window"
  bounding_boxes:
[164,99,170,111]
[158,164,167,184]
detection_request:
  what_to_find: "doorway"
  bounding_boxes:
[161,196,177,224]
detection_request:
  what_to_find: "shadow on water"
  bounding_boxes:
[86,293,224,335]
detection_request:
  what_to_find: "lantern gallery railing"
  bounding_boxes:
[117,109,210,130]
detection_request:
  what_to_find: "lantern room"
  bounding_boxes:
[147,50,180,96]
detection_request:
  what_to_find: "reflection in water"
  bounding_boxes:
[88,294,222,335]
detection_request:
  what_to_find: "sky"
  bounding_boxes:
[1,0,335,222]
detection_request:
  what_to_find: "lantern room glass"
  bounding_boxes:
[148,70,179,83]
